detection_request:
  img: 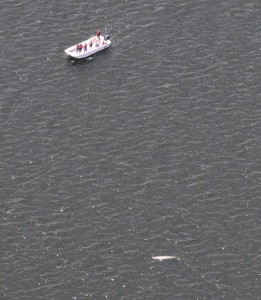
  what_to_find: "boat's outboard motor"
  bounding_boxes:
[104,35,110,41]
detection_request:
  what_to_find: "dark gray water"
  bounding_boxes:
[1,0,260,299]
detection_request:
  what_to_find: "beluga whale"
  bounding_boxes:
[152,255,179,261]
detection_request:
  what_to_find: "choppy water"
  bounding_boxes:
[1,0,260,299]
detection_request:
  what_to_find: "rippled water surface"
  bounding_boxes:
[1,0,260,299]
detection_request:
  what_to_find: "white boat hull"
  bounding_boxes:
[64,35,111,59]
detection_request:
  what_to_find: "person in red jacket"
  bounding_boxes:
[96,30,101,43]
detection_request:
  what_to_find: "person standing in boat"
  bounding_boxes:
[84,43,87,52]
[96,30,101,44]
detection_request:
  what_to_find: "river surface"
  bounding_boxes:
[1,0,260,299]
